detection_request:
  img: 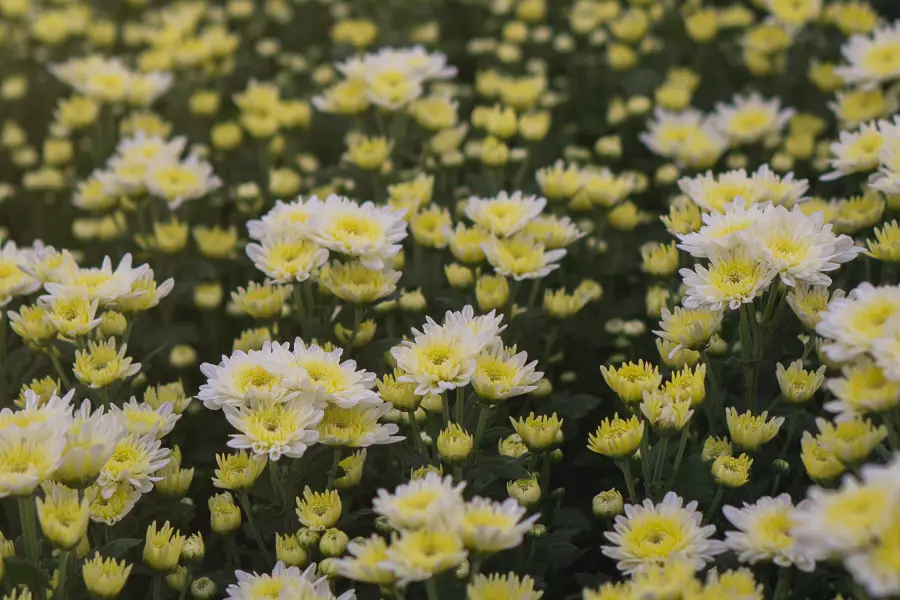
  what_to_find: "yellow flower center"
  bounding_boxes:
[864,42,900,77]
[622,514,688,559]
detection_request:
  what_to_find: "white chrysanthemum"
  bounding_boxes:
[0,241,41,306]
[677,169,763,214]
[273,339,379,408]
[226,562,355,600]
[198,347,298,410]
[680,248,777,311]
[373,472,466,531]
[49,253,148,306]
[750,164,809,207]
[472,344,543,401]
[602,491,727,574]
[482,234,566,281]
[843,518,900,599]
[465,191,546,238]
[825,357,900,419]
[821,121,884,181]
[793,469,900,558]
[744,204,862,287]
[816,283,900,362]
[17,240,77,285]
[97,433,170,497]
[440,305,505,350]
[459,497,539,553]
[639,108,723,161]
[247,197,323,241]
[873,314,900,381]
[145,153,223,210]
[390,319,483,395]
[835,21,900,88]
[722,494,815,572]
[316,403,403,447]
[224,396,323,461]
[677,197,765,258]
[308,195,407,269]
[110,397,180,440]
[712,92,794,144]
[246,236,329,283]
[0,388,74,432]
[115,132,187,166]
[87,482,141,525]
[0,423,68,497]
[56,400,125,486]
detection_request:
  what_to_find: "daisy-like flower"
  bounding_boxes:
[814,416,888,464]
[677,169,762,214]
[587,414,645,459]
[653,306,723,351]
[331,535,395,586]
[213,450,267,490]
[472,345,543,402]
[373,472,466,531]
[786,283,844,330]
[275,339,379,408]
[482,234,566,281]
[749,164,809,207]
[467,573,543,600]
[441,305,506,349]
[836,21,900,88]
[317,262,401,304]
[296,487,342,531]
[246,236,329,284]
[725,408,785,451]
[602,491,726,574]
[198,346,297,410]
[0,388,73,431]
[640,108,727,167]
[56,400,125,486]
[0,425,68,497]
[825,357,900,419]
[521,215,585,250]
[459,497,539,554]
[18,240,76,285]
[114,269,175,314]
[775,360,826,404]
[465,191,546,238]
[676,198,765,259]
[821,121,884,180]
[722,494,815,571]
[816,283,900,361]
[73,337,142,389]
[680,247,777,311]
[226,562,353,600]
[640,391,694,435]
[224,396,324,461]
[874,314,900,381]
[110,398,180,440]
[315,404,403,447]
[844,515,900,598]
[793,470,900,557]
[145,153,222,210]
[745,204,861,287]
[600,360,662,403]
[247,197,323,241]
[390,319,484,395]
[86,482,141,525]
[47,253,147,307]
[383,528,468,583]
[308,195,407,269]
[96,433,170,497]
[712,92,794,145]
[231,282,292,319]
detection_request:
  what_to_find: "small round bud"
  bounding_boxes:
[191,578,217,600]
[296,528,321,548]
[772,459,790,475]
[319,528,350,557]
[455,559,470,579]
[592,489,624,519]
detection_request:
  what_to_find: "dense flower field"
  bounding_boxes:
[1,0,900,598]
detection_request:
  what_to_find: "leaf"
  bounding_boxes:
[539,393,602,420]
[3,556,52,590]
[469,455,531,490]
[96,537,142,558]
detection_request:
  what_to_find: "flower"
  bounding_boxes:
[722,494,815,571]
[725,408,784,451]
[472,345,542,402]
[459,497,539,553]
[663,364,707,406]
[467,573,543,600]
[36,481,90,549]
[373,472,465,531]
[318,262,401,304]
[814,417,887,464]
[601,491,726,574]
[383,528,467,582]
[654,306,723,351]
[73,338,141,389]
[483,234,566,281]
[711,453,753,488]
[213,450,267,490]
[713,92,794,145]
[680,248,777,311]
[224,396,324,461]
[835,21,900,87]
[0,241,40,306]
[225,562,352,600]
[82,556,132,598]
[331,535,395,585]
[246,237,328,284]
[587,414,644,458]
[786,284,843,329]
[209,491,242,534]
[309,195,407,269]
[97,433,170,496]
[315,404,403,447]
[198,346,296,410]
[276,339,379,408]
[825,358,900,419]
[510,413,562,451]
[844,516,900,598]
[600,360,662,403]
[56,400,125,486]
[0,426,67,497]
[87,483,141,525]
[775,360,826,404]
[817,283,900,362]
[465,191,546,238]
[296,487,342,531]
[143,521,185,572]
[800,432,846,482]
[437,423,474,462]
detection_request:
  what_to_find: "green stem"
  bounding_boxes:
[704,487,724,525]
[441,391,450,427]
[639,425,652,498]
[667,426,690,488]
[739,304,759,412]
[48,351,72,390]
[152,575,162,600]
[455,387,465,425]
[349,304,364,348]
[326,447,343,489]
[652,436,669,489]
[225,535,241,570]
[407,411,427,456]
[773,568,792,600]
[177,572,191,600]
[238,491,272,566]
[425,578,441,600]
[472,403,491,453]
[18,496,39,563]
[468,556,483,581]
[526,279,541,310]
[52,549,70,600]
[618,460,638,503]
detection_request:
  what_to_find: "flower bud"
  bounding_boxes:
[190,577,217,600]
[507,477,541,506]
[592,489,624,519]
[455,559,470,579]
[209,492,241,534]
[276,532,309,566]
[319,528,350,557]
[437,423,474,462]
[166,565,189,591]
[181,533,205,562]
[296,527,321,548]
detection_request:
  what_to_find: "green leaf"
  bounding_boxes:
[95,537,142,559]
[3,556,52,590]
[470,455,531,490]
[539,393,602,420]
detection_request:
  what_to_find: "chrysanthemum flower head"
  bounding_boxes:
[600,360,662,403]
[711,453,753,488]
[383,527,467,583]
[224,396,323,461]
[816,283,900,362]
[725,408,784,451]
[473,345,543,402]
[680,247,777,312]
[317,261,401,304]
[315,404,402,448]
[212,450,267,490]
[640,391,694,435]
[587,414,644,459]
[296,487,342,531]
[331,534,395,585]
[82,555,132,598]
[465,191,546,238]
[775,360,826,404]
[814,416,887,464]
[143,520,185,572]
[372,472,465,531]
[460,496,539,554]
[511,412,563,451]
[467,572,543,600]
[483,234,566,281]
[723,494,815,572]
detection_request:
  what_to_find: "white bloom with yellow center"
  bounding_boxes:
[316,404,403,447]
[274,339,379,408]
[750,164,809,207]
[722,494,815,571]
[373,472,465,531]
[73,337,142,389]
[712,92,794,145]
[825,357,900,419]
[602,491,726,574]
[483,234,566,281]
[390,319,482,395]
[836,21,900,88]
[874,314,900,382]
[459,496,539,553]
[680,247,777,311]
[441,305,506,350]
[17,240,76,285]
[47,253,148,306]
[56,400,125,486]
[821,122,884,180]
[226,562,355,600]
[843,514,900,598]
[198,346,297,410]
[383,528,468,583]
[816,283,900,362]
[308,195,407,270]
[0,241,42,306]
[246,236,329,283]
[0,424,68,497]
[465,191,546,238]
[110,397,180,440]
[97,433,170,497]
[677,197,764,258]
[677,169,762,214]
[224,396,323,461]
[247,197,323,241]
[86,482,141,525]
[472,344,543,401]
[331,535,395,586]
[744,203,861,287]
[146,154,222,210]
[114,270,174,314]
[0,388,74,432]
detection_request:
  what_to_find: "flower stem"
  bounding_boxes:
[472,403,491,454]
[238,490,272,566]
[639,426,652,497]
[455,387,465,424]
[152,575,162,600]
[652,436,669,488]
[441,391,450,427]
[704,487,724,525]
[773,567,792,600]
[407,410,427,456]
[668,426,690,488]
[425,578,441,600]
[327,447,343,489]
[618,460,638,503]
[18,496,39,563]
[48,351,72,391]
[52,549,70,600]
